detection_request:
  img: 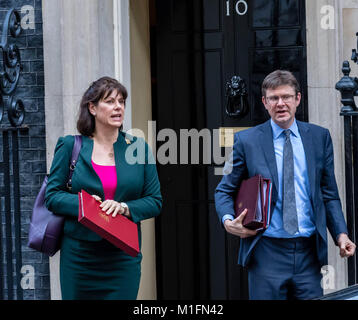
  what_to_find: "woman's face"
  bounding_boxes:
[89,90,125,130]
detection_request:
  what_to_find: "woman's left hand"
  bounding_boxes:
[100,200,127,218]
[100,200,124,218]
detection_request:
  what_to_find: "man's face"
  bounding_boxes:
[262,85,301,129]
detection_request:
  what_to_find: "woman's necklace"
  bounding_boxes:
[93,139,115,159]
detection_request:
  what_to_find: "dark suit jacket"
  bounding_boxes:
[215,119,348,267]
[45,131,162,244]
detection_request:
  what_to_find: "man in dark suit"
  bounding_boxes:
[215,70,355,300]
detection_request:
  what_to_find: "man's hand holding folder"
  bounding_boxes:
[224,209,258,238]
[224,174,272,238]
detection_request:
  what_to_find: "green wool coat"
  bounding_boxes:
[45,131,162,242]
[44,131,162,299]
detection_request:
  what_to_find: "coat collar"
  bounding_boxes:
[258,120,279,194]
[79,131,136,200]
[296,120,316,198]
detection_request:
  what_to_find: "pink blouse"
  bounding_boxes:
[91,160,117,200]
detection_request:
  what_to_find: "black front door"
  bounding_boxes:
[151,0,307,299]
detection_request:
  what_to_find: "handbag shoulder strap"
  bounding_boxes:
[66,135,83,190]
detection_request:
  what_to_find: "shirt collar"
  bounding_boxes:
[270,118,299,140]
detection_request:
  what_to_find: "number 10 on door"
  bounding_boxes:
[226,0,248,16]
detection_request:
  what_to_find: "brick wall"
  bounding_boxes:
[0,0,49,299]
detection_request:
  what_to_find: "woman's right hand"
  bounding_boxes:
[92,195,102,202]
[224,209,258,238]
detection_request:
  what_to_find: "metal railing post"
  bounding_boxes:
[0,8,27,299]
[336,36,358,285]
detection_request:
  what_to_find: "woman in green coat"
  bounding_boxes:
[45,77,162,300]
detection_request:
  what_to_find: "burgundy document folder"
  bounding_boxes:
[78,190,139,257]
[234,175,273,230]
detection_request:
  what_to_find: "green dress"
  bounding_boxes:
[45,132,162,300]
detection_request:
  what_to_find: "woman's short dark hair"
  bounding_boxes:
[261,70,300,97]
[77,76,128,136]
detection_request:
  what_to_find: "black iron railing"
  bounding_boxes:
[336,32,358,286]
[0,8,27,300]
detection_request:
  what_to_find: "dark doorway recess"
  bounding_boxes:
[150,0,308,299]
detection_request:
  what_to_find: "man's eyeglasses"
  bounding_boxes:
[265,94,296,104]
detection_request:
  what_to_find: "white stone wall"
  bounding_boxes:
[43,0,156,300]
[306,0,358,292]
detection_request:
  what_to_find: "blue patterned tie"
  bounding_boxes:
[282,129,298,235]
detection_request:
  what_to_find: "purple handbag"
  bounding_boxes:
[27,135,82,256]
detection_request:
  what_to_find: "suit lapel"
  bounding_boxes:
[113,131,134,199]
[259,120,279,195]
[297,121,316,198]
[80,132,134,201]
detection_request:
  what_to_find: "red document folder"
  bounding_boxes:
[234,175,273,231]
[78,189,139,257]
